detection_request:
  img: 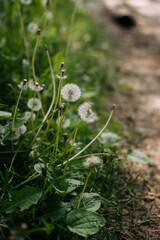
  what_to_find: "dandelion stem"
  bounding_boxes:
[61,107,115,166]
[11,87,23,150]
[63,118,81,172]
[77,171,92,209]
[65,1,77,61]
[31,91,36,128]
[50,103,69,164]
[17,0,30,61]
[32,30,40,83]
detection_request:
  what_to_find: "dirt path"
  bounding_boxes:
[86,0,160,238]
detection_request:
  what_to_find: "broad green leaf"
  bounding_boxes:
[1,186,42,213]
[67,172,85,186]
[0,111,11,119]
[40,201,71,223]
[99,131,120,147]
[34,164,68,193]
[66,209,106,238]
[71,193,101,212]
[127,149,152,166]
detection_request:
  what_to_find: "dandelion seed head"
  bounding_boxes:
[18,79,28,90]
[29,79,43,92]
[61,84,81,102]
[20,0,32,5]
[27,22,38,33]
[41,0,48,6]
[45,11,53,19]
[24,111,36,121]
[83,156,100,169]
[78,102,98,123]
[27,98,42,111]
[12,124,27,140]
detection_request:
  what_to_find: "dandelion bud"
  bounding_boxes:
[23,79,27,85]
[44,45,48,51]
[20,223,28,231]
[63,132,68,142]
[83,156,100,170]
[37,29,41,35]
[41,165,47,178]
[112,104,116,110]
[59,103,65,110]
[59,61,64,70]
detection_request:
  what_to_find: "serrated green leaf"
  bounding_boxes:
[127,149,152,166]
[71,193,101,212]
[1,186,42,213]
[40,201,71,223]
[66,209,106,238]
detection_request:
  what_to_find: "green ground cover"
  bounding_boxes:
[0,1,147,239]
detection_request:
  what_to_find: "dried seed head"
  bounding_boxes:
[78,102,98,123]
[83,156,100,169]
[20,223,28,231]
[27,98,42,111]
[59,61,64,70]
[61,84,81,102]
[37,29,41,35]
[112,104,116,110]
[59,103,65,110]
[20,0,32,5]
[23,79,27,85]
[44,45,48,51]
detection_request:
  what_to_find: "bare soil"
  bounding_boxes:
[86,0,160,239]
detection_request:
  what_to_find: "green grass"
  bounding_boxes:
[0,1,151,239]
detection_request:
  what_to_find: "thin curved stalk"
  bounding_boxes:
[35,49,56,138]
[65,1,77,61]
[17,0,30,61]
[32,31,40,83]
[62,107,115,167]
[77,171,92,209]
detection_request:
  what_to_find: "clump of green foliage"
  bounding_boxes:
[0,1,132,240]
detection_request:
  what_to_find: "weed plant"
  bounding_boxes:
[0,0,140,239]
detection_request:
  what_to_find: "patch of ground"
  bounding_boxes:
[86,0,160,238]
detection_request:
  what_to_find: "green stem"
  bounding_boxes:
[50,103,69,164]
[61,107,114,166]
[63,118,81,172]
[32,32,40,83]
[11,87,23,149]
[65,1,77,61]
[17,0,30,61]
[77,171,92,209]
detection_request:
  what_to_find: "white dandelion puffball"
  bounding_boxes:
[29,79,43,92]
[12,124,27,140]
[83,156,100,168]
[45,11,53,19]
[56,118,70,129]
[41,0,48,6]
[61,84,81,102]
[27,98,42,111]
[78,102,98,123]
[27,22,38,33]
[25,111,36,121]
[20,0,32,5]
[18,80,28,90]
